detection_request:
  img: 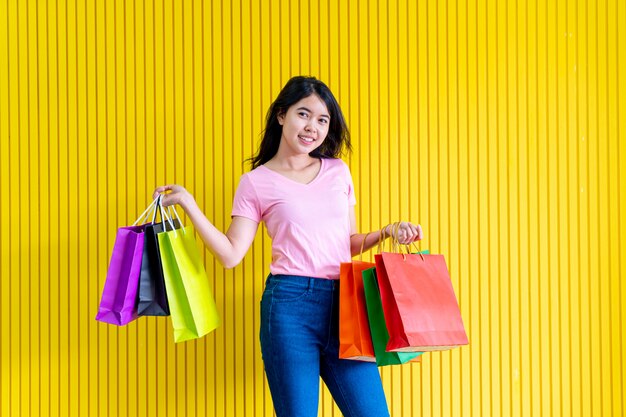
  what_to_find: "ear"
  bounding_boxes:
[277,110,285,126]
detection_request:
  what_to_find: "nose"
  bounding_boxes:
[304,120,316,132]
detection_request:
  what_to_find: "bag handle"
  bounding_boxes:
[391,222,401,253]
[408,241,426,261]
[358,232,373,261]
[388,222,426,261]
[389,223,410,261]
[150,195,162,224]
[158,197,184,237]
[132,195,161,226]
[151,194,178,226]
[377,223,393,254]
[374,222,402,253]
[394,223,426,261]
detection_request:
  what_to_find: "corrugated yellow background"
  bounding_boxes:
[1,0,625,416]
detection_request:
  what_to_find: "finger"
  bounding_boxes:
[413,224,424,241]
[398,229,409,242]
[407,223,419,241]
[398,228,413,245]
[152,187,164,199]
[160,194,177,207]
[398,223,415,242]
[407,226,419,243]
[152,185,173,200]
[396,226,408,244]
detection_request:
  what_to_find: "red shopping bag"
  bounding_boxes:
[375,251,468,352]
[339,260,376,362]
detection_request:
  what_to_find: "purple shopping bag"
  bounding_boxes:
[95,225,145,325]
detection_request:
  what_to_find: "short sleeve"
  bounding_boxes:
[231,174,262,223]
[345,162,357,206]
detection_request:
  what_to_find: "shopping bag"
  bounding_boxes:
[339,260,376,362]
[375,251,468,352]
[136,199,181,316]
[95,197,166,326]
[95,225,145,325]
[158,212,220,342]
[361,267,422,366]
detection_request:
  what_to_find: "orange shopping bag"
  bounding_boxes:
[338,233,377,361]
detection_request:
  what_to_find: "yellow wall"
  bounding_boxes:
[1,0,625,416]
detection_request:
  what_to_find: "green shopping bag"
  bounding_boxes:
[158,223,220,342]
[361,267,423,366]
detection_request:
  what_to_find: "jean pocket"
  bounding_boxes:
[268,280,310,303]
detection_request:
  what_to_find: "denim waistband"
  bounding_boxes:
[267,274,338,291]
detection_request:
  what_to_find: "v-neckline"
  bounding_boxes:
[260,158,324,186]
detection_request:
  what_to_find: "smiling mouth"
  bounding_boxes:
[298,135,315,143]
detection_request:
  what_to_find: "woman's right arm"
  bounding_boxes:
[153,185,259,269]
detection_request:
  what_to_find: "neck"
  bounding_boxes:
[271,143,318,170]
[271,155,318,170]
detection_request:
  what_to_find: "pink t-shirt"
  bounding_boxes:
[231,157,356,279]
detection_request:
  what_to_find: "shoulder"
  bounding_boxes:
[234,165,276,201]
[235,169,264,197]
[323,157,350,169]
[239,165,269,184]
[323,157,352,176]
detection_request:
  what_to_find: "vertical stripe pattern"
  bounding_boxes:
[0,0,625,416]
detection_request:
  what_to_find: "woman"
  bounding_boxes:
[153,76,423,417]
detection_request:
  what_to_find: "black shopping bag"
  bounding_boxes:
[136,198,181,316]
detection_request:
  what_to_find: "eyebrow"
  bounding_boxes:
[296,106,330,119]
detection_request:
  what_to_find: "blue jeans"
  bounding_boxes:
[260,274,390,417]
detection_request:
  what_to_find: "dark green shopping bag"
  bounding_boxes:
[361,267,423,366]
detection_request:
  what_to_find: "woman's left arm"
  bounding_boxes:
[348,207,424,257]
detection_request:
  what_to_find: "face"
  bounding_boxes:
[277,94,331,157]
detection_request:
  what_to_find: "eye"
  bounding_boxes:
[298,111,309,118]
[319,118,329,125]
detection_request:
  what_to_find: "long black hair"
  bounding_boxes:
[249,76,352,169]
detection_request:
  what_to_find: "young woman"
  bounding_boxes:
[153,76,423,417]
